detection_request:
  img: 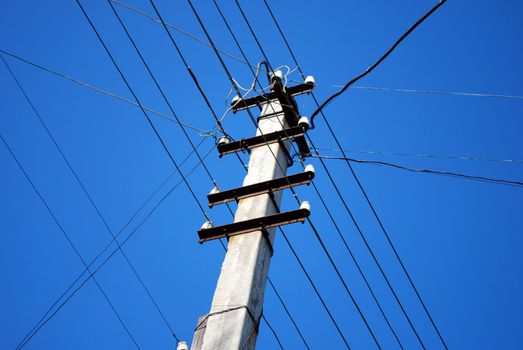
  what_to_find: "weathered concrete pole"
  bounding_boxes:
[193,98,289,350]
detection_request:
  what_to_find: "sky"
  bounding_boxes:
[1,0,522,349]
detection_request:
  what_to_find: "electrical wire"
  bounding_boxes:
[0,49,206,135]
[16,0,216,344]
[17,141,216,349]
[318,84,523,101]
[309,0,447,127]
[314,147,523,164]
[0,133,141,350]
[260,1,450,347]
[262,1,452,347]
[75,0,211,223]
[111,0,521,107]
[15,139,206,349]
[312,154,523,187]
[1,53,180,346]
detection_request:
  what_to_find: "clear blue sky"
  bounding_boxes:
[1,1,522,349]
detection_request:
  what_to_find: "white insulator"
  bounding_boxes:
[304,75,316,86]
[217,136,231,146]
[300,201,311,213]
[270,70,284,83]
[231,94,241,105]
[298,116,310,130]
[200,221,213,230]
[209,186,220,195]
[176,341,189,350]
[304,164,315,175]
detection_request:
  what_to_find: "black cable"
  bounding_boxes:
[313,154,523,187]
[0,133,141,350]
[312,147,523,165]
[309,0,446,127]
[261,1,450,348]
[74,0,211,223]
[1,51,180,346]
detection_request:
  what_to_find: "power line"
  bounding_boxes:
[309,0,447,127]
[0,133,141,350]
[15,0,217,343]
[15,139,207,349]
[0,49,207,135]
[318,84,523,101]
[1,54,181,345]
[312,154,523,187]
[262,0,450,347]
[17,141,216,349]
[314,147,523,164]
[74,0,211,223]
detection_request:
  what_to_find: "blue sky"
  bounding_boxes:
[1,1,522,349]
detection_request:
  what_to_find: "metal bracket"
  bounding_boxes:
[198,206,310,243]
[207,169,315,207]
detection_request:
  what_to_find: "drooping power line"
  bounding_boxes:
[311,154,523,187]
[309,0,447,127]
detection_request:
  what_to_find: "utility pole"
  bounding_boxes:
[192,71,315,350]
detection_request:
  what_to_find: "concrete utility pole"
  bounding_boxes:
[191,72,315,350]
[195,99,289,350]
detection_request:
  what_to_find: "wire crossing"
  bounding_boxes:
[1,50,180,346]
[0,133,141,350]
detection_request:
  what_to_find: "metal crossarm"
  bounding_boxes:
[208,168,315,207]
[231,82,314,113]
[198,206,311,243]
[217,124,309,157]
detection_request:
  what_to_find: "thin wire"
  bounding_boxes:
[15,140,205,349]
[111,1,519,105]
[312,154,523,187]
[309,0,447,127]
[0,49,206,135]
[109,0,261,71]
[263,1,451,348]
[17,142,216,349]
[314,147,523,164]
[75,0,211,222]
[1,54,180,345]
[0,133,141,350]
[261,316,285,350]
[319,83,523,101]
